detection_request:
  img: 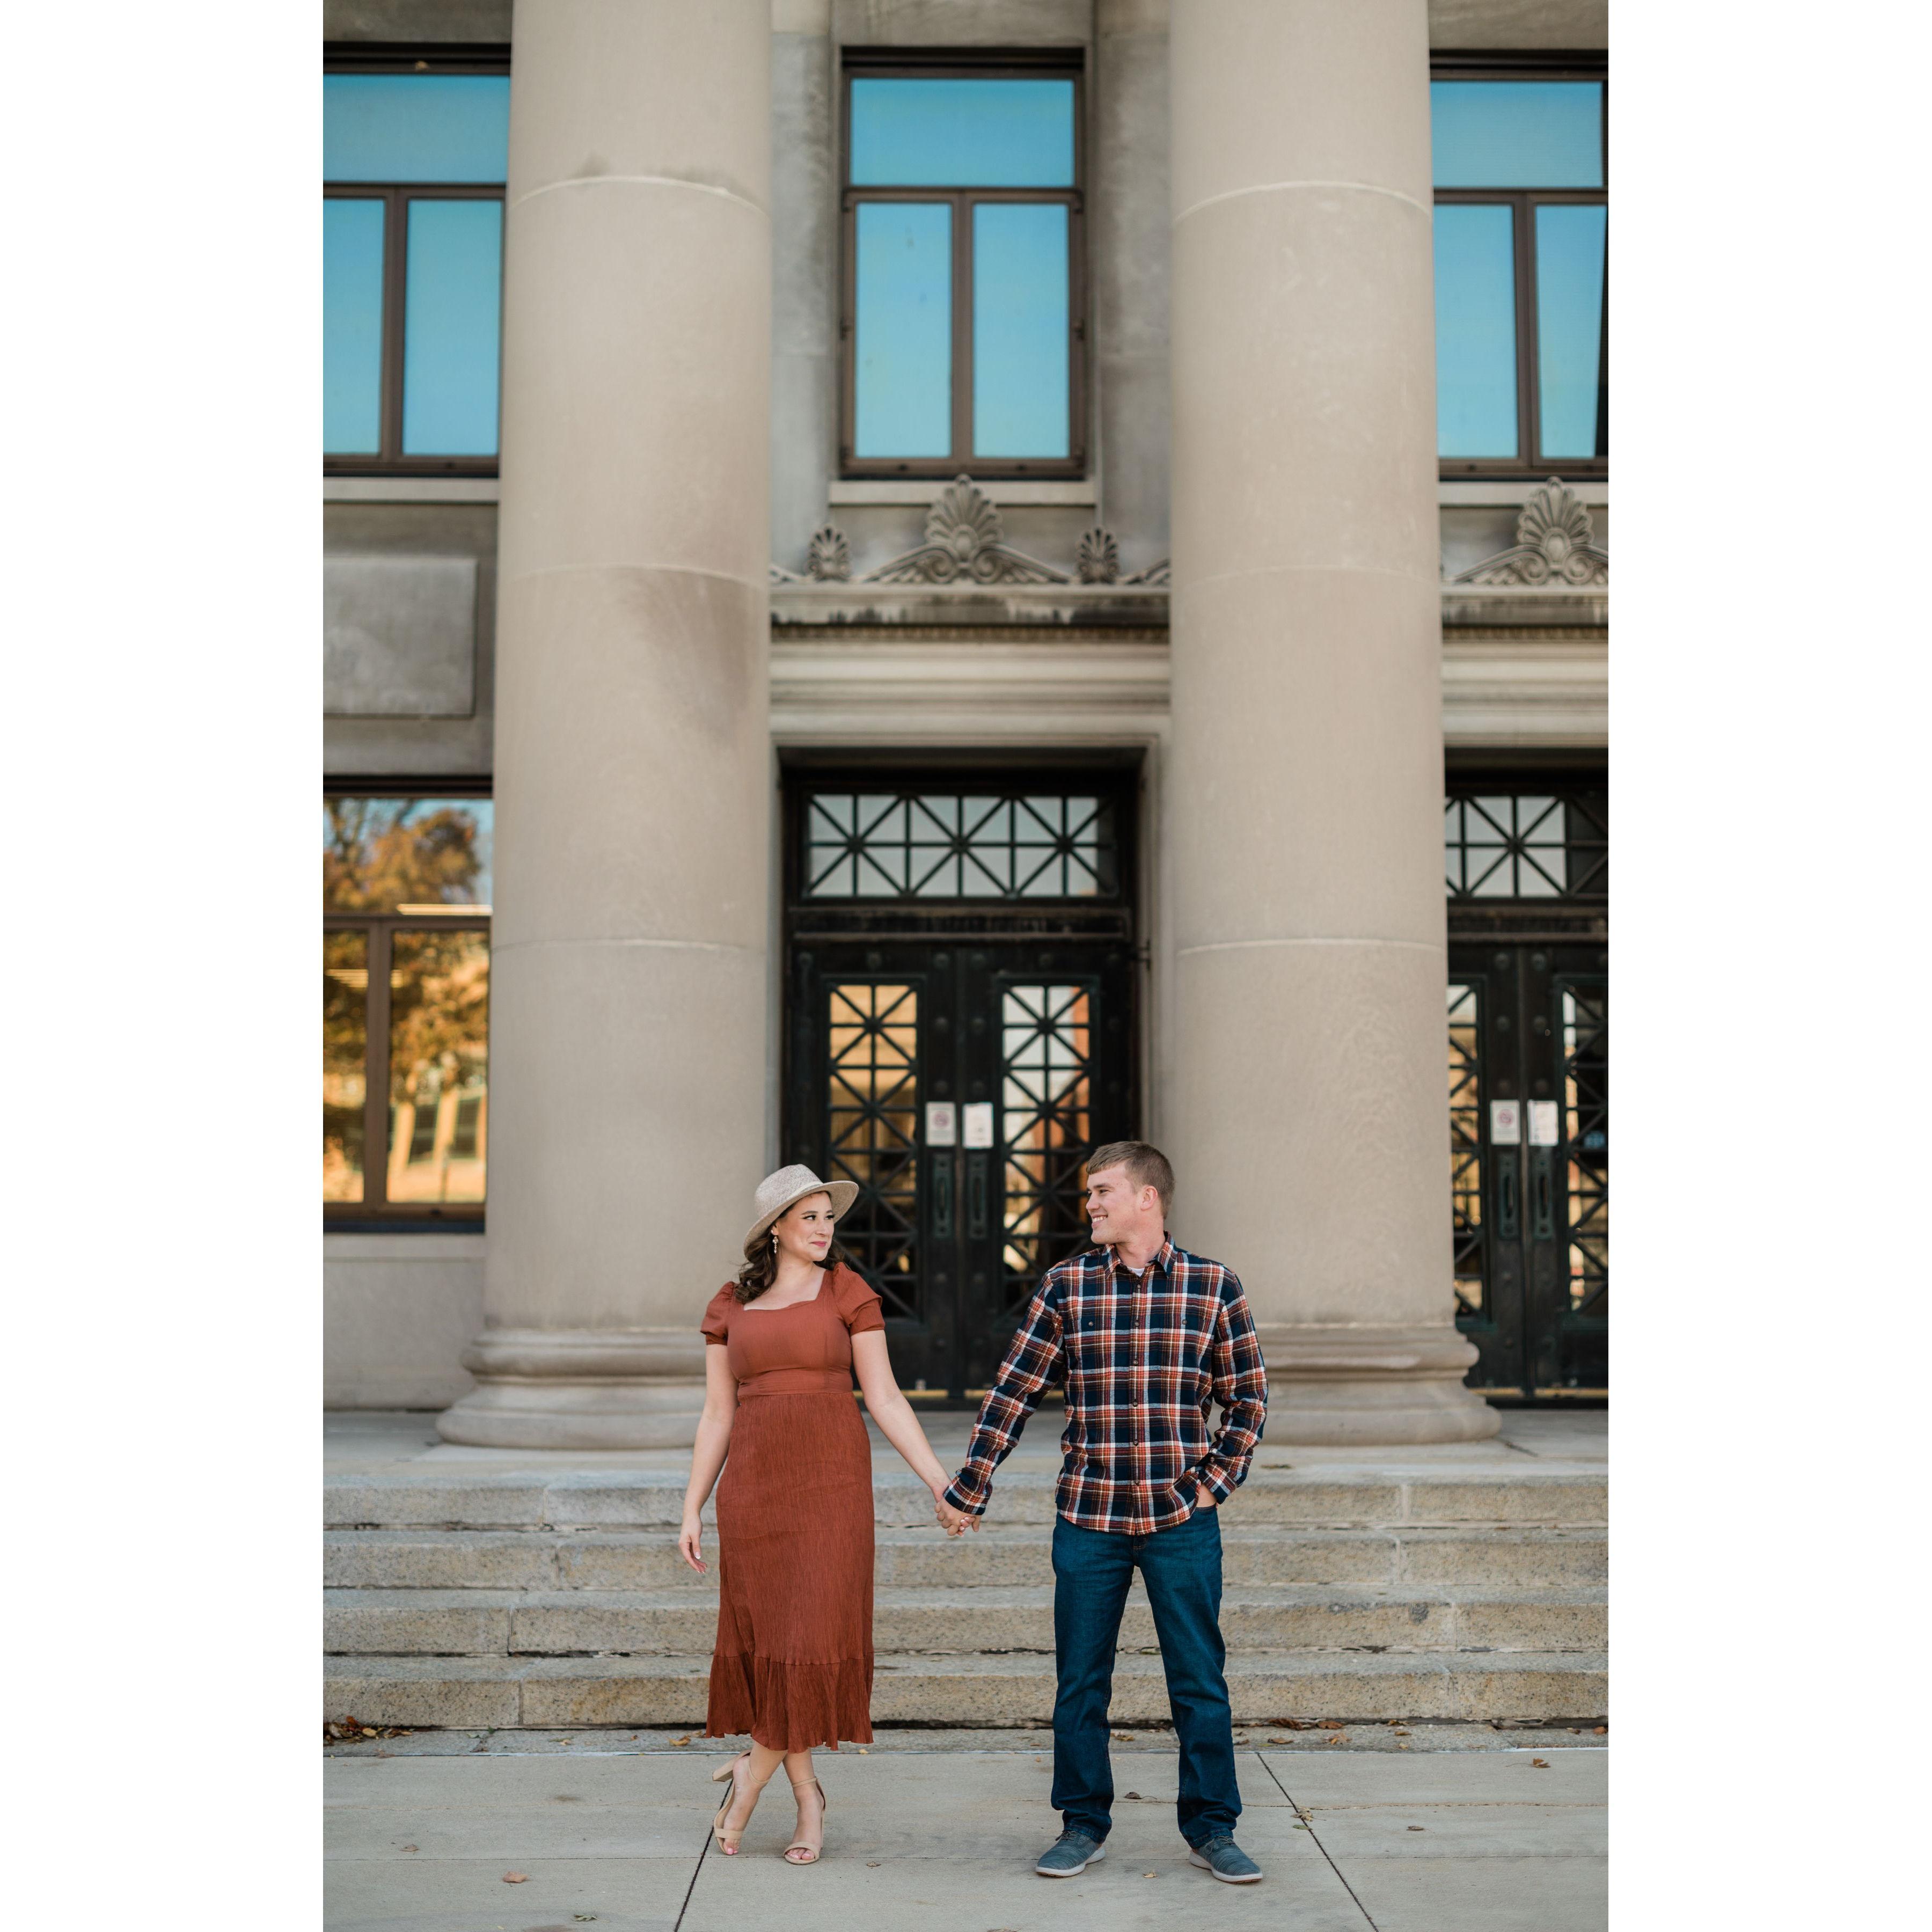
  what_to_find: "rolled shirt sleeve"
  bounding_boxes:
[942,1280,1066,1517]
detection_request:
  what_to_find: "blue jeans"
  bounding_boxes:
[1050,1508,1239,1848]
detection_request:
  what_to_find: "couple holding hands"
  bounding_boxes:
[678,1140,1270,1883]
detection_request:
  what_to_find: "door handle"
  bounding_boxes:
[1497,1157,1519,1240]
[967,1153,989,1239]
[1531,1151,1556,1240]
[933,1152,954,1240]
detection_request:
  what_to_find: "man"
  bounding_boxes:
[937,1141,1268,1884]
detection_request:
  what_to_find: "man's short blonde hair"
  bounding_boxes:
[1086,1140,1175,1217]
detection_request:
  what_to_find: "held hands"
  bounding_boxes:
[677,1512,706,1574]
[931,1487,978,1536]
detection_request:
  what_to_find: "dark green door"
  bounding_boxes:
[781,769,1140,1399]
[1448,941,1608,1395]
[788,939,1136,1396]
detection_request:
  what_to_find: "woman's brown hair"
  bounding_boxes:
[733,1225,852,1304]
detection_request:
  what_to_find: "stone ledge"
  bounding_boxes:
[325,1648,1608,1728]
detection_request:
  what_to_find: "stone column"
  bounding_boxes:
[1166,0,1497,1443]
[438,0,772,1448]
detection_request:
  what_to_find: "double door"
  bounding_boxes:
[786,938,1136,1395]
[1448,941,1608,1396]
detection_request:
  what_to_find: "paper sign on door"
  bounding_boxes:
[925,1102,957,1146]
[1527,1100,1561,1146]
[1490,1100,1523,1145]
[962,1101,996,1148]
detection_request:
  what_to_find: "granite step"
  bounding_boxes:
[325,1523,1606,1591]
[324,1646,1609,1731]
[324,1583,1607,1657]
[324,1466,1606,1532]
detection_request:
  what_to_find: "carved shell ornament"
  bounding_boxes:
[1075,527,1121,584]
[772,480,1170,588]
[869,476,1066,585]
[805,524,851,581]
[1452,478,1608,587]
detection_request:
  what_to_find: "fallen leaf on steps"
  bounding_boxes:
[1531,1758,1550,1768]
[400,1845,418,1854]
[501,1872,528,1884]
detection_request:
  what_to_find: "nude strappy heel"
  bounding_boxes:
[784,1776,827,1865]
[709,1752,751,1855]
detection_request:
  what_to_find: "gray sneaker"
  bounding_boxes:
[1189,1834,1262,1883]
[1035,1829,1108,1876]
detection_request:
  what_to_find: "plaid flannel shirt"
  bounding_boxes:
[942,1236,1269,1534]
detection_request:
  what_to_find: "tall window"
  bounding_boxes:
[324,796,492,1220]
[842,62,1085,477]
[1432,68,1607,475]
[324,61,509,473]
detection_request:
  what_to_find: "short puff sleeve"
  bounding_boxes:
[832,1265,886,1336]
[700,1285,736,1346]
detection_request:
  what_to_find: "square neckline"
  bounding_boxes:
[740,1273,830,1313]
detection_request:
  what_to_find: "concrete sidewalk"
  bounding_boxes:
[325,1739,1607,1931]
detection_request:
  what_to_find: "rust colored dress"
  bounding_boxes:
[700,1263,883,1751]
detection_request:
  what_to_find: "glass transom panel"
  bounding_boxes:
[1445,795,1568,898]
[324,75,510,183]
[806,794,1115,900]
[849,78,1075,187]
[325,798,493,912]
[1430,81,1604,188]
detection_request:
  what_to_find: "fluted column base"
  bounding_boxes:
[1254,1325,1501,1446]
[435,1329,708,1450]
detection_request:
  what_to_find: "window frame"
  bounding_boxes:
[324,47,510,478]
[839,52,1089,481]
[1431,53,1608,481]
[325,912,491,1225]
[324,780,493,1227]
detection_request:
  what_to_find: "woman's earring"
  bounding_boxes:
[771,1230,778,1252]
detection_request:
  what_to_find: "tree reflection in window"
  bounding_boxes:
[387,931,489,1204]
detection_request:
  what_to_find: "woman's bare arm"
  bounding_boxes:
[850,1330,973,1531]
[677,1347,739,1572]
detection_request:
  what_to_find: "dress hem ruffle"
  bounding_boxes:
[703,1652,875,1753]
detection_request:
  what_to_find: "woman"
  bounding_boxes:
[678,1164,967,1865]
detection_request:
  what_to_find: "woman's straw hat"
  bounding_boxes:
[744,1163,857,1250]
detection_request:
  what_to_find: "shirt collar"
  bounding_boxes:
[1104,1234,1175,1282]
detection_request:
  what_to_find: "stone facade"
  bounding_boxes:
[325,0,1608,1438]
